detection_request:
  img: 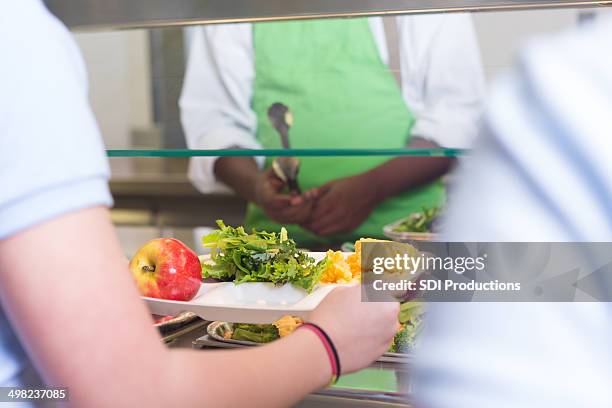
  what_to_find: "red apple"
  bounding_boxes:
[129,238,201,301]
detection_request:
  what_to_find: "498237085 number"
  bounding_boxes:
[1,387,68,402]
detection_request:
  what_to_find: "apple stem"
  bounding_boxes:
[142,265,155,273]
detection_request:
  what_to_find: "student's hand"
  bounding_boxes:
[254,168,313,224]
[303,173,379,236]
[310,285,399,374]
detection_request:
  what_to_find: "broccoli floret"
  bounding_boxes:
[389,302,424,353]
[392,324,412,354]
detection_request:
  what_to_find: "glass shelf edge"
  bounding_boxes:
[106,148,468,158]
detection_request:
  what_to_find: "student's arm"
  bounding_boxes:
[305,138,452,236]
[0,206,398,407]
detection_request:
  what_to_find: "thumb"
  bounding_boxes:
[265,170,286,191]
[290,195,305,206]
[316,182,334,196]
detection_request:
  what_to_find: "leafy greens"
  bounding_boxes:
[393,207,441,233]
[201,220,327,292]
[231,323,279,343]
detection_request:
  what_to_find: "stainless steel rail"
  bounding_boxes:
[45,0,612,30]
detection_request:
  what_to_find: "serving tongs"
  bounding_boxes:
[267,103,301,194]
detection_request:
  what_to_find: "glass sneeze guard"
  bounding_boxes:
[106,148,467,157]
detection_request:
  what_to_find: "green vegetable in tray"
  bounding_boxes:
[393,207,441,233]
[398,300,424,324]
[389,324,412,354]
[389,301,425,353]
[231,323,280,343]
[201,220,327,292]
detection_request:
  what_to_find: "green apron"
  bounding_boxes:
[246,18,444,246]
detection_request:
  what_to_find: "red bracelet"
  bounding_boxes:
[299,323,340,384]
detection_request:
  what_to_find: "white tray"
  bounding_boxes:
[143,252,347,323]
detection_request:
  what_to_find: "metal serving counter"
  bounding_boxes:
[110,177,246,228]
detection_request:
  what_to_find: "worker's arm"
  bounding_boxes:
[366,138,454,202]
[305,138,453,236]
[0,206,398,407]
[213,156,261,202]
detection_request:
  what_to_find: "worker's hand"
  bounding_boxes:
[310,285,399,374]
[303,173,379,236]
[254,168,313,224]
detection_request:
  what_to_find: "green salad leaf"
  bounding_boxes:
[201,220,326,292]
[393,207,441,233]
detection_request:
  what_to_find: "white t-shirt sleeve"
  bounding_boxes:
[180,24,261,194]
[0,1,112,240]
[398,14,485,148]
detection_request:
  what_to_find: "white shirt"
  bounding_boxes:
[412,17,612,408]
[179,15,485,193]
[0,0,112,393]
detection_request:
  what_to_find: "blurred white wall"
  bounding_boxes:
[473,9,581,81]
[74,30,152,149]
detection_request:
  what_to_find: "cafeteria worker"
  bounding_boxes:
[180,15,485,245]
